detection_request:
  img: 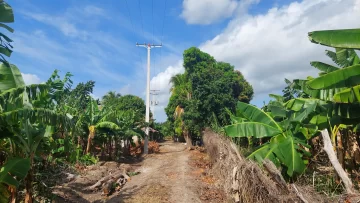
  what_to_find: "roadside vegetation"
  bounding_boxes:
[0,2,157,202]
[164,12,360,203]
[2,0,360,202]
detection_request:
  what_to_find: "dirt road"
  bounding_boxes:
[116,141,202,203]
[54,141,225,203]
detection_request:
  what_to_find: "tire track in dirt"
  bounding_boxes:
[117,141,202,203]
[53,141,207,202]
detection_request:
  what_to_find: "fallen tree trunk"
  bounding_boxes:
[320,129,355,194]
[86,169,130,195]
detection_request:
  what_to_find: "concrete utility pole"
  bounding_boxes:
[150,90,159,140]
[136,43,162,154]
[150,89,160,121]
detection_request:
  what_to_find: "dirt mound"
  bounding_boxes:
[202,128,326,203]
[130,141,160,156]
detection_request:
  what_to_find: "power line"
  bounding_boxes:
[160,0,167,43]
[157,0,167,91]
[126,0,145,76]
[125,0,134,32]
[151,0,157,91]
[152,0,155,44]
[137,0,144,36]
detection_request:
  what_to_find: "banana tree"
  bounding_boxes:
[307,29,360,103]
[0,65,74,202]
[224,101,314,177]
[77,98,119,154]
[113,110,144,156]
[0,158,30,202]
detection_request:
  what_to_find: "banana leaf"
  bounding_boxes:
[332,103,360,119]
[224,122,282,138]
[95,121,120,131]
[310,61,339,73]
[247,141,280,167]
[292,79,342,101]
[335,48,360,67]
[269,94,284,103]
[235,101,282,131]
[248,134,307,176]
[0,183,10,203]
[290,102,317,123]
[285,98,324,111]
[0,158,30,187]
[307,64,360,90]
[0,64,25,92]
[0,1,13,23]
[272,135,306,176]
[268,104,287,118]
[333,84,360,103]
[308,29,360,49]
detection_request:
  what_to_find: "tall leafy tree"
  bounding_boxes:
[101,91,121,107]
[234,70,254,103]
[66,80,96,112]
[166,47,254,146]
[115,95,146,121]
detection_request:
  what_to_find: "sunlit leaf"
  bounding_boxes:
[224,122,282,138]
[308,29,360,49]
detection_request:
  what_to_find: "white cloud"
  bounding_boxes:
[21,5,108,39]
[14,30,69,66]
[199,0,360,101]
[84,5,105,16]
[22,12,87,38]
[153,0,360,121]
[149,61,184,121]
[181,0,256,24]
[22,73,41,85]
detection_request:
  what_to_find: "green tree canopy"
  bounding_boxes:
[166,47,254,140]
[66,80,95,112]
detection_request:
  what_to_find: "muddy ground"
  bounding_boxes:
[53,141,228,203]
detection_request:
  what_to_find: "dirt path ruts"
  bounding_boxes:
[54,141,203,203]
[118,141,201,203]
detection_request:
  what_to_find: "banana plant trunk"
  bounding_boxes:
[336,130,345,168]
[86,133,92,154]
[10,187,16,203]
[25,153,34,203]
[86,126,96,154]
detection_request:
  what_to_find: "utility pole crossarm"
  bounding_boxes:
[136,43,162,49]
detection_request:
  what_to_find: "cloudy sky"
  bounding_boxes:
[7,0,360,122]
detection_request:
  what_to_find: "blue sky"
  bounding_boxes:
[6,0,360,121]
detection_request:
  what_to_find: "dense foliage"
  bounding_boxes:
[165,47,254,145]
[2,0,360,200]
[0,2,148,201]
[225,28,360,186]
